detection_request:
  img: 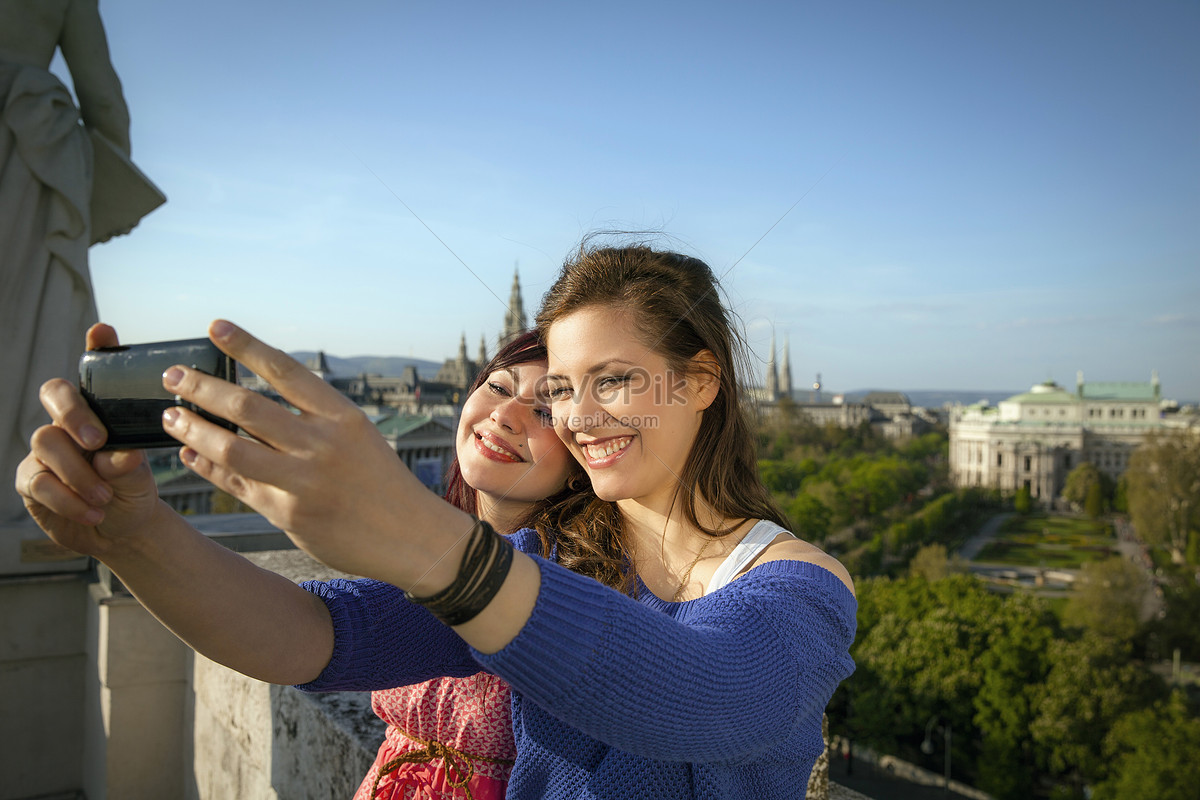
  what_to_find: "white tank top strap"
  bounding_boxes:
[707,520,796,593]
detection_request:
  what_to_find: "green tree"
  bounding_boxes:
[787,492,832,541]
[844,456,924,516]
[1125,431,1200,564]
[1062,557,1154,641]
[1145,568,1200,661]
[1084,481,1104,519]
[1061,462,1114,514]
[758,459,809,494]
[1029,634,1165,788]
[1014,485,1032,514]
[1091,692,1200,800]
[971,592,1057,798]
[1112,474,1128,513]
[844,575,1047,793]
[847,575,997,761]
[908,543,968,581]
[803,479,848,530]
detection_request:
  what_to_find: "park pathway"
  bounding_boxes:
[956,512,1013,561]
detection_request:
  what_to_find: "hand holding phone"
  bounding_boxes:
[79,338,239,449]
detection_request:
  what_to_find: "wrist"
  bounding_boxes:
[96,499,186,565]
[405,518,515,627]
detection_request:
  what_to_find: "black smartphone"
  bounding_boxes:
[79,338,238,449]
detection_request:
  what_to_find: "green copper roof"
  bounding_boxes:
[1081,382,1158,401]
[1002,379,1159,405]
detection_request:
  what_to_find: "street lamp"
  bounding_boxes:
[921,715,952,795]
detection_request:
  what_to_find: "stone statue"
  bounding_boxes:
[1,0,164,526]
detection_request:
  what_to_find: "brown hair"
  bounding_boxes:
[443,329,587,533]
[534,239,788,594]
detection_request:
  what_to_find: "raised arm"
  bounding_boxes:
[15,324,333,685]
[159,320,542,656]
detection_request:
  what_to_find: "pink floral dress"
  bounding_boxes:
[354,673,515,800]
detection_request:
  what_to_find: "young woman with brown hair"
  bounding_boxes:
[18,241,856,799]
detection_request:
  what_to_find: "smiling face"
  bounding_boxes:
[545,304,718,509]
[455,362,572,520]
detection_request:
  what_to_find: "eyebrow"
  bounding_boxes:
[544,359,638,382]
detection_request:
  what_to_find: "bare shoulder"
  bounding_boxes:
[758,537,856,597]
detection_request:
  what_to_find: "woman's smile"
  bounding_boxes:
[474,430,525,463]
[580,435,634,466]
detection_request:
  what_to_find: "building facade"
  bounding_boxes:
[949,373,1165,501]
[753,333,932,439]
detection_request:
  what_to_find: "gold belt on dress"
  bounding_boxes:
[372,731,515,800]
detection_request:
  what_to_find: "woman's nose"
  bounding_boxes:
[490,399,522,433]
[564,388,598,434]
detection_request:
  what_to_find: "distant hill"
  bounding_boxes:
[289,352,444,381]
[842,389,1023,408]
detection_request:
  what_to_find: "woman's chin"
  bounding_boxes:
[588,478,632,503]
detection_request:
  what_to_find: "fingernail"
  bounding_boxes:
[163,367,184,388]
[80,425,104,449]
[211,320,234,340]
[90,484,112,505]
[180,447,197,467]
[84,508,104,526]
[163,407,180,426]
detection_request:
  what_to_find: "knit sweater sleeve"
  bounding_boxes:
[293,528,547,692]
[471,554,857,764]
[294,576,480,692]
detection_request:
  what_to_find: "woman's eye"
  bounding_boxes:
[534,407,553,423]
[547,386,573,400]
[487,381,511,397]
[596,375,631,394]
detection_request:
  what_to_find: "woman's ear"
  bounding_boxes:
[687,350,722,410]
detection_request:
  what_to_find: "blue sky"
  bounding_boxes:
[65,0,1198,399]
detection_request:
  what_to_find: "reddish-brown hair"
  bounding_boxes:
[442,330,585,533]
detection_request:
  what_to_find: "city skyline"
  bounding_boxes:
[64,1,1198,399]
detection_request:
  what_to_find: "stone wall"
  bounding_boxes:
[189,654,380,800]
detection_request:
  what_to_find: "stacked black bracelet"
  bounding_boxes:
[404,517,515,626]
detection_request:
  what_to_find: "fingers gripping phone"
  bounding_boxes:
[79,338,239,450]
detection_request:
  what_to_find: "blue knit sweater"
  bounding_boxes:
[298,528,856,799]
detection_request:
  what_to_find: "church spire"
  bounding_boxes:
[502,263,526,346]
[478,334,488,369]
[765,329,778,401]
[779,334,792,400]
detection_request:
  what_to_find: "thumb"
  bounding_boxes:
[91,448,151,485]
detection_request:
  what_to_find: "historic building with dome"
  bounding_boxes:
[948,373,1166,502]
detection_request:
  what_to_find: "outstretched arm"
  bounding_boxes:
[161,320,540,655]
[16,324,334,685]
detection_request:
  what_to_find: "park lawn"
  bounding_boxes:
[976,513,1117,568]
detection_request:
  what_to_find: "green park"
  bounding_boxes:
[756,413,1200,800]
[975,514,1116,570]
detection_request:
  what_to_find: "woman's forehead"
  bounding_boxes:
[497,362,548,381]
[545,306,645,364]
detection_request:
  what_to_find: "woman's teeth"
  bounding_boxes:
[481,435,520,461]
[585,437,632,459]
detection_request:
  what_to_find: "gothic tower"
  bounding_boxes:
[779,335,793,400]
[502,264,526,346]
[765,330,778,401]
